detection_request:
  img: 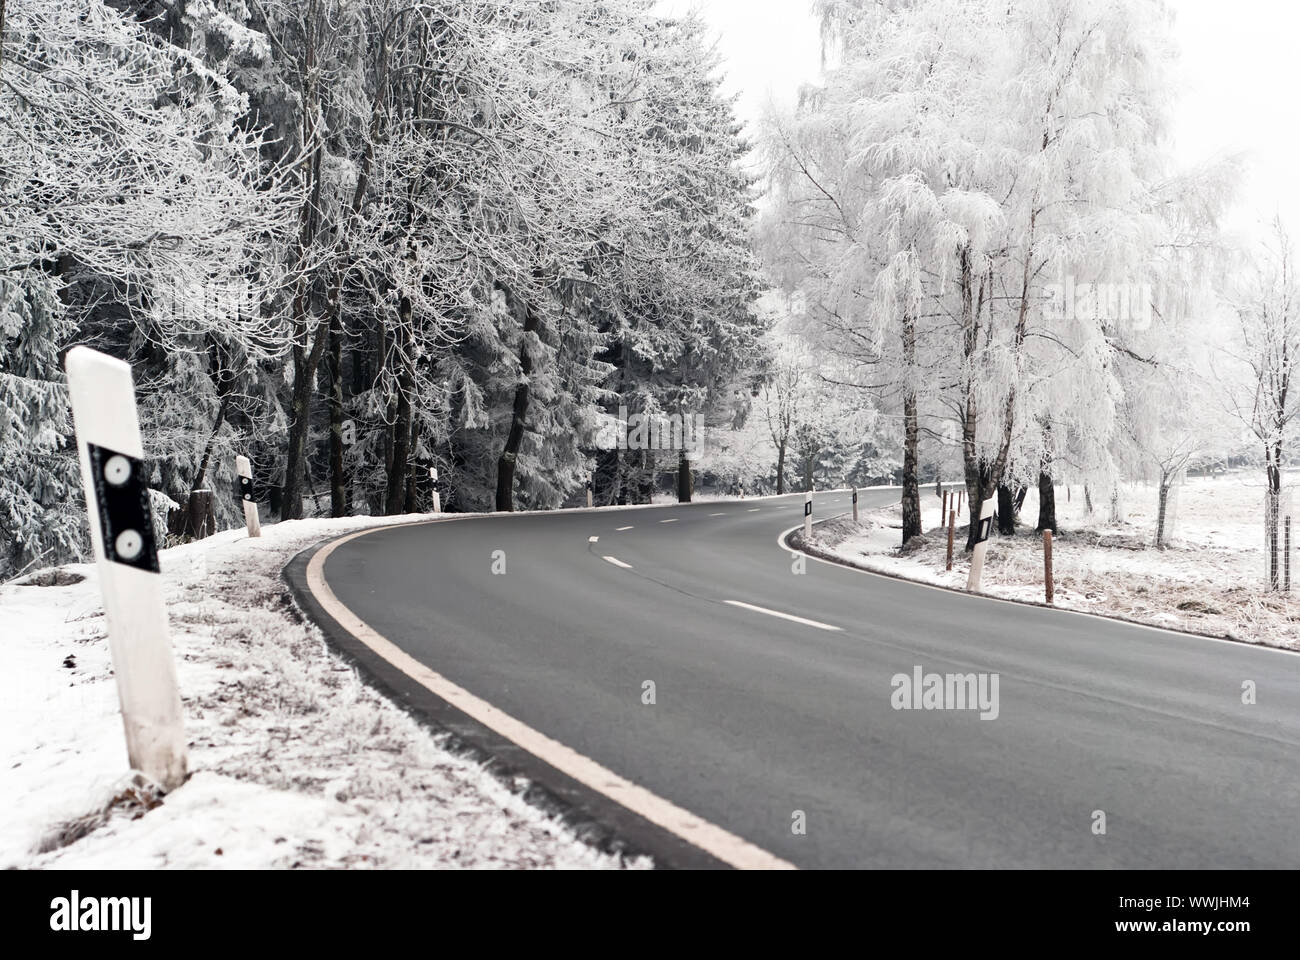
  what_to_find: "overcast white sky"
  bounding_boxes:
[658,0,1300,243]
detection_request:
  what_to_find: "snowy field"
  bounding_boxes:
[0,515,647,870]
[803,473,1300,651]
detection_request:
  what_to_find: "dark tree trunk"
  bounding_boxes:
[636,449,655,504]
[384,298,414,516]
[775,442,786,494]
[901,305,921,545]
[328,313,346,518]
[281,334,326,521]
[677,449,693,502]
[404,428,420,514]
[186,395,229,535]
[615,447,628,506]
[803,453,814,493]
[997,483,1015,535]
[191,395,229,493]
[495,293,540,512]
[280,106,325,523]
[959,245,983,553]
[182,490,216,541]
[1036,471,1056,532]
[401,403,419,515]
[901,389,921,545]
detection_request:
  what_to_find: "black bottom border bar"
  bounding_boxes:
[1,869,1284,946]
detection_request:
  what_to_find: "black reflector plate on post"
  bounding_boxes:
[87,442,159,573]
[804,501,812,517]
[977,514,995,544]
[239,475,255,502]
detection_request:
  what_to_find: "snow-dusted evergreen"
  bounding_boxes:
[0,0,765,575]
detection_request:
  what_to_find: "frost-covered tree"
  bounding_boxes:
[1219,219,1300,584]
[765,0,1217,550]
[589,10,765,506]
[0,274,82,578]
[0,0,288,568]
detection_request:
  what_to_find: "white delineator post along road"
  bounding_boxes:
[65,346,188,791]
[429,467,441,513]
[804,492,813,540]
[966,496,998,594]
[235,454,261,538]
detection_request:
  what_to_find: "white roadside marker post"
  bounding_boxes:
[429,467,441,514]
[235,455,261,538]
[803,491,813,540]
[965,496,997,593]
[65,346,188,791]
[851,486,859,523]
[586,474,594,509]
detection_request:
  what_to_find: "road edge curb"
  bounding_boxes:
[281,530,733,871]
[783,519,1300,657]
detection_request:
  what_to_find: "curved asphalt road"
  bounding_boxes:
[317,489,1300,868]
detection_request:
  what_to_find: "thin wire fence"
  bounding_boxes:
[1265,486,1294,593]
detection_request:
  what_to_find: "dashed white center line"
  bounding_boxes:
[616,525,634,531]
[724,600,842,632]
[603,556,633,569]
[709,512,727,517]
[659,518,679,523]
[588,536,599,543]
[747,508,760,513]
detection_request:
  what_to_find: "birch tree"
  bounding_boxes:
[1220,219,1300,585]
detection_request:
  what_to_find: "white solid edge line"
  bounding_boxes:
[603,555,633,569]
[724,600,843,633]
[616,525,634,531]
[307,530,795,871]
[777,525,1300,657]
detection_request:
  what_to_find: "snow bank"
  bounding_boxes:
[0,514,647,869]
[800,473,1300,652]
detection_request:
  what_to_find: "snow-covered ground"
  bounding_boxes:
[802,473,1300,651]
[0,514,648,869]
